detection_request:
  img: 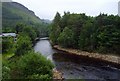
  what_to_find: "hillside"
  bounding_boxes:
[2,2,42,29]
[41,19,52,24]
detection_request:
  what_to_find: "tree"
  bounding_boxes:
[15,23,25,34]
[2,37,15,54]
[50,12,61,44]
[50,12,120,54]
[59,12,70,31]
[15,34,32,56]
[78,22,97,51]
[23,26,37,42]
[97,25,120,54]
[53,12,61,25]
[57,27,75,47]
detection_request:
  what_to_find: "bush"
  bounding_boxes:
[23,26,37,42]
[4,51,54,79]
[2,59,11,79]
[2,37,15,54]
[15,34,32,56]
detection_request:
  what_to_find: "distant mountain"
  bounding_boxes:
[2,2,42,28]
[41,19,52,24]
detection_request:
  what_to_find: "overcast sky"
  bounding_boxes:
[12,0,119,20]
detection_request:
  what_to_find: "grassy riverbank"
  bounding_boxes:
[53,45,120,65]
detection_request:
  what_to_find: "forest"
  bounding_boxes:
[50,12,120,55]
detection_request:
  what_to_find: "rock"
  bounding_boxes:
[70,71,73,74]
[53,45,120,65]
[53,68,64,80]
[75,67,83,72]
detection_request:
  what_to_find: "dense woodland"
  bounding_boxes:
[50,12,120,54]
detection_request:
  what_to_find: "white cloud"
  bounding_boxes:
[12,0,119,20]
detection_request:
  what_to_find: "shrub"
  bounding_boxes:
[2,37,15,54]
[2,59,11,79]
[15,34,32,56]
[10,51,54,79]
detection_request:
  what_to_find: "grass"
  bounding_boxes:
[0,54,2,80]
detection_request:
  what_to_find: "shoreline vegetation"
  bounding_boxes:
[50,12,120,58]
[2,2,120,80]
[53,45,120,67]
[2,23,53,79]
[49,12,120,79]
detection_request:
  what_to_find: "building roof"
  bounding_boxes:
[0,33,16,37]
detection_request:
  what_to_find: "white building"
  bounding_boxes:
[0,33,16,37]
[0,33,17,42]
[118,1,120,16]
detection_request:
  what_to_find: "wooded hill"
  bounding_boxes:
[2,2,50,37]
[2,2,42,27]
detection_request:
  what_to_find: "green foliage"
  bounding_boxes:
[2,2,49,37]
[15,23,40,42]
[58,27,75,47]
[59,12,70,30]
[15,23,25,34]
[2,37,15,54]
[15,34,32,56]
[2,22,54,79]
[2,59,11,79]
[50,25,61,44]
[78,22,97,51]
[23,26,37,42]
[2,2,42,29]
[53,12,61,25]
[2,3,53,78]
[50,12,120,54]
[97,25,120,53]
[50,12,61,44]
[36,23,50,37]
[50,12,90,48]
[2,51,54,79]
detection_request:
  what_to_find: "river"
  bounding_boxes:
[34,38,120,80]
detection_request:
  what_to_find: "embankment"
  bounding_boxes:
[53,45,120,68]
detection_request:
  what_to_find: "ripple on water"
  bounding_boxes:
[34,39,120,80]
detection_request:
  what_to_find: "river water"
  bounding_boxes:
[34,38,120,81]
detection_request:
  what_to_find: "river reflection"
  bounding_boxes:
[34,38,120,80]
[34,39,56,61]
[53,53,120,80]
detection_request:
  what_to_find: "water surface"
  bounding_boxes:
[34,38,120,80]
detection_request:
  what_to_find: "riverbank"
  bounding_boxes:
[53,45,120,66]
[53,68,64,79]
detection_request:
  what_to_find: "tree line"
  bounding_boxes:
[50,12,120,54]
[2,23,54,79]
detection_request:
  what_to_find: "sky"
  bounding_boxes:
[12,0,120,20]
